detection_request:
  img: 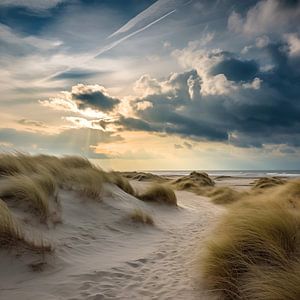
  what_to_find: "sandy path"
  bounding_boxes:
[71,189,225,300]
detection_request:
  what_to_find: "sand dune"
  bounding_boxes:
[3,154,297,299]
[0,179,224,299]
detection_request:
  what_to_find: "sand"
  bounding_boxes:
[0,178,235,299]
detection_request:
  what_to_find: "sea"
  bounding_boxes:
[147,170,300,178]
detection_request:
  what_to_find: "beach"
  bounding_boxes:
[1,154,298,299]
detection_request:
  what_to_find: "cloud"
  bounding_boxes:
[0,23,62,56]
[0,127,122,157]
[18,119,47,128]
[285,33,300,57]
[228,0,300,36]
[174,144,183,149]
[119,36,300,148]
[210,58,259,81]
[117,116,156,132]
[107,0,184,38]
[51,69,107,81]
[71,84,120,112]
[0,0,66,11]
[40,84,121,118]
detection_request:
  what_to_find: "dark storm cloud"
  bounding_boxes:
[72,87,120,112]
[210,58,259,81]
[118,116,156,132]
[122,38,300,148]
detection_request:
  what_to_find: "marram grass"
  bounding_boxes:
[0,199,52,252]
[200,180,300,300]
[138,184,177,206]
[130,208,154,225]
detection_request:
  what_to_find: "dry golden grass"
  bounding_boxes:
[0,174,50,220]
[200,180,300,300]
[31,171,57,196]
[172,171,214,192]
[60,155,92,169]
[0,199,52,252]
[121,171,166,182]
[252,176,286,189]
[63,167,104,200]
[109,172,135,195]
[206,187,245,205]
[130,208,154,225]
[0,153,25,176]
[138,184,177,206]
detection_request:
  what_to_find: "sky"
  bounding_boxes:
[0,0,300,170]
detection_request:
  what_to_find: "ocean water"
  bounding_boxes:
[148,170,300,178]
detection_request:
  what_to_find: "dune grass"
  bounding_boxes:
[172,171,214,193]
[200,180,300,299]
[121,171,166,182]
[60,155,92,169]
[252,176,286,189]
[0,153,25,176]
[130,208,154,225]
[0,199,52,252]
[205,187,244,205]
[138,184,177,206]
[0,174,50,220]
[63,167,104,200]
[109,172,135,195]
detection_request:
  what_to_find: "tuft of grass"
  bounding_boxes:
[0,198,23,247]
[130,208,154,225]
[0,199,52,252]
[31,171,57,196]
[200,182,300,299]
[0,174,50,220]
[63,167,104,200]
[0,153,25,176]
[60,155,92,169]
[109,172,135,195]
[252,176,286,189]
[206,187,244,205]
[138,184,177,206]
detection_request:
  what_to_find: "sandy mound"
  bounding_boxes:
[121,171,166,182]
[172,171,215,191]
[252,176,286,189]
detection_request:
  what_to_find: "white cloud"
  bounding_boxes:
[134,74,162,97]
[228,0,300,36]
[39,84,120,120]
[173,44,237,96]
[0,23,62,50]
[0,0,66,11]
[285,33,300,57]
[242,77,262,90]
[255,35,270,48]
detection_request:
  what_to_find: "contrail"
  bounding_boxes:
[95,9,176,58]
[44,6,177,82]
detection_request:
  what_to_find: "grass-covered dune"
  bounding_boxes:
[252,176,286,189]
[138,184,177,206]
[172,171,214,192]
[0,153,138,253]
[0,153,180,260]
[121,171,166,182]
[200,180,300,300]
